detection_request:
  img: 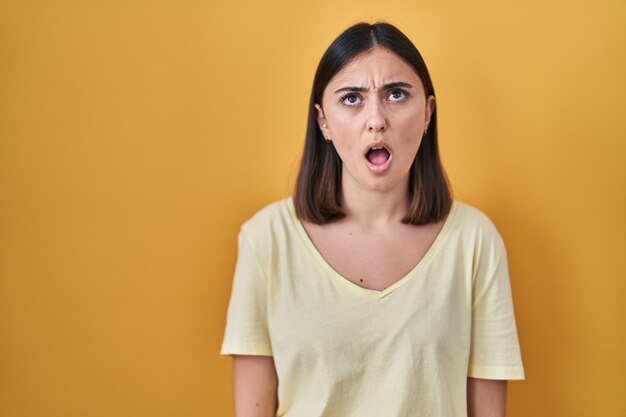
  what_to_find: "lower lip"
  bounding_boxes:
[365,153,392,174]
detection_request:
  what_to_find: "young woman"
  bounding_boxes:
[220,21,524,417]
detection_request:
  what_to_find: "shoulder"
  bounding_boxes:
[453,200,500,232]
[237,197,295,254]
[236,197,296,264]
[451,199,507,254]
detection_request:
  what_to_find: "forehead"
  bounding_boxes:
[327,47,424,91]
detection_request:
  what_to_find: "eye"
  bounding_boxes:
[388,89,410,102]
[339,93,362,106]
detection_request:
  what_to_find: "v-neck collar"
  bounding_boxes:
[285,197,459,299]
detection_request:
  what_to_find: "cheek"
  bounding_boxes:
[327,115,360,156]
[396,115,423,165]
[332,141,360,165]
[395,118,425,158]
[329,112,358,135]
[396,109,424,134]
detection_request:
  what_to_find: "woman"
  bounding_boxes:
[220,21,524,417]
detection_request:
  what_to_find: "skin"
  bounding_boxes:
[307,45,443,293]
[468,377,508,417]
[316,46,435,226]
[232,355,278,417]
[231,45,508,417]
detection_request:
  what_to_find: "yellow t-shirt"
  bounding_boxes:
[220,197,524,417]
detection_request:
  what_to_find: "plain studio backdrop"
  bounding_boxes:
[0,1,624,416]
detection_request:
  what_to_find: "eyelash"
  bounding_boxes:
[338,89,411,106]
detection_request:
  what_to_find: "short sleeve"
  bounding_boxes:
[220,225,273,356]
[468,233,525,380]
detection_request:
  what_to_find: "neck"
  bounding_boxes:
[339,170,410,230]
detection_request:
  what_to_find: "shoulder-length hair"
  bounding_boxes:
[294,21,453,225]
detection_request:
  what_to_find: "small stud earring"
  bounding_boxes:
[322,123,327,128]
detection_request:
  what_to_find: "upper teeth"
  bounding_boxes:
[372,146,383,150]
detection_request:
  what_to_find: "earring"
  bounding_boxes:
[322,123,330,141]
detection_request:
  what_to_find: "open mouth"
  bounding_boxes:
[366,146,391,165]
[364,142,392,173]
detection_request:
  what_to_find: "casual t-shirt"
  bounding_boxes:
[220,197,525,417]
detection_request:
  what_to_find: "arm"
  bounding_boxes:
[467,377,507,417]
[232,354,278,417]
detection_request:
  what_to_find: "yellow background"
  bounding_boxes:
[1,0,624,416]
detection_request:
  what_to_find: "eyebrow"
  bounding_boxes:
[333,81,414,94]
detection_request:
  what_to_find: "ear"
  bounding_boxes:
[423,95,436,135]
[315,103,330,139]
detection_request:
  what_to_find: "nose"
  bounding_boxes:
[366,98,387,132]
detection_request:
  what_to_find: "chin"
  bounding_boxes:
[344,167,405,193]
[361,178,402,193]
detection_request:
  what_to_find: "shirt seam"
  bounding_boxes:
[472,248,505,307]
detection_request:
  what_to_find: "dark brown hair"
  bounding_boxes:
[294,21,453,225]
